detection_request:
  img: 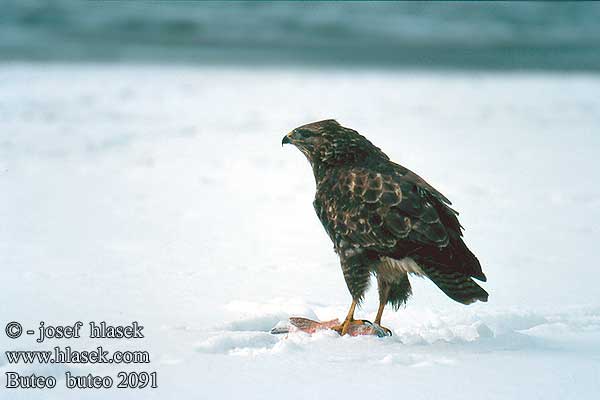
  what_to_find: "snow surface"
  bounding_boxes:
[1,64,599,399]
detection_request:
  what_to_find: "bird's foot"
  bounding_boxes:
[331,319,369,336]
[374,324,392,337]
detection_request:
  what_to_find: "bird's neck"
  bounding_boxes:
[312,155,388,188]
[312,161,330,188]
[312,161,361,189]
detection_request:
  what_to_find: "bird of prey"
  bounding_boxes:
[282,120,487,335]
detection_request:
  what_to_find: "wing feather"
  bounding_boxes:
[314,167,485,281]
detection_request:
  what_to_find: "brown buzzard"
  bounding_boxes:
[282,119,487,335]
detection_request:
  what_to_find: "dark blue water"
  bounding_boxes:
[1,1,600,70]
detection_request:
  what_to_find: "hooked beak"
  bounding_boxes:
[281,133,292,146]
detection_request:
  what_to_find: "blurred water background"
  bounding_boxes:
[2,1,600,70]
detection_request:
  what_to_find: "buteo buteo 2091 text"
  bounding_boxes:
[282,120,487,335]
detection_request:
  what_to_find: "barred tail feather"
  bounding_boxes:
[455,238,487,282]
[432,197,487,282]
[422,266,489,305]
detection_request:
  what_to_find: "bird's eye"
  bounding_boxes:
[294,129,316,139]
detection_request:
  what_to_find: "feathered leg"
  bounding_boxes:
[331,245,371,335]
[374,273,412,335]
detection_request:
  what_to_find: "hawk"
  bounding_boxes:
[282,120,487,335]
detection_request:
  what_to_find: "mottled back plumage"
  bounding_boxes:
[283,119,487,312]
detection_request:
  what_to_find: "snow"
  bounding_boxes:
[1,63,599,399]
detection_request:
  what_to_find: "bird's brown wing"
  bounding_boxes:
[314,167,485,281]
[315,167,446,249]
[388,161,452,205]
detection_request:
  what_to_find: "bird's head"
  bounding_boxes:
[282,119,388,167]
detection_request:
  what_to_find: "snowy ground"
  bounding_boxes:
[1,64,599,398]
